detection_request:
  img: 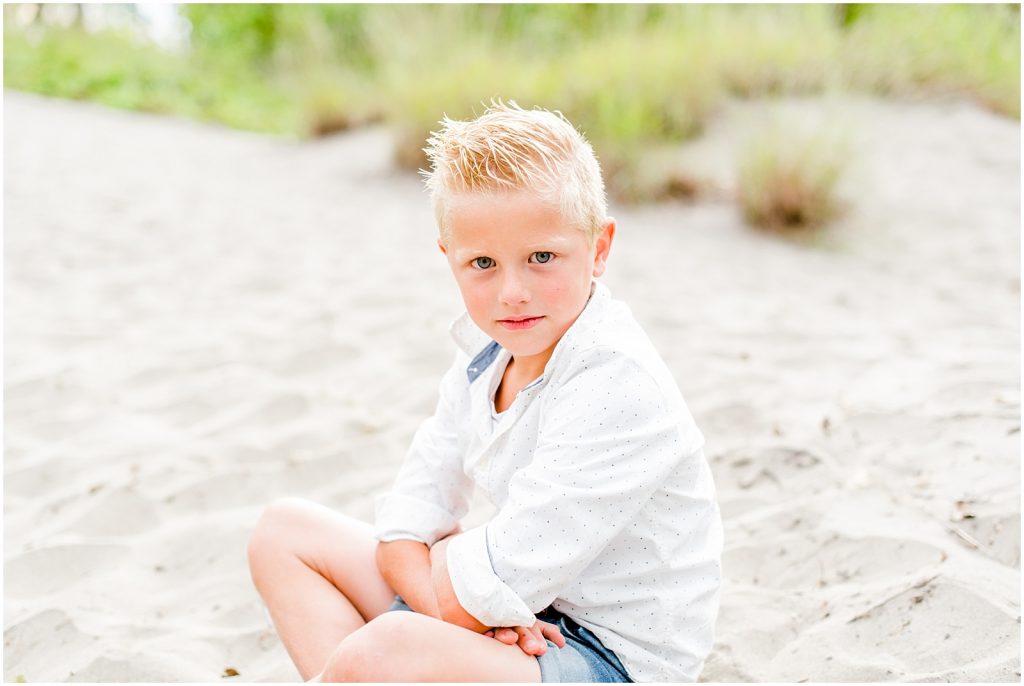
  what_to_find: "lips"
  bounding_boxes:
[497,315,544,330]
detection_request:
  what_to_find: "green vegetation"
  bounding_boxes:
[4,3,1020,212]
[2,15,298,134]
[737,114,852,232]
[841,4,1021,118]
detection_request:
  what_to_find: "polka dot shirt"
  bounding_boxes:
[375,282,723,682]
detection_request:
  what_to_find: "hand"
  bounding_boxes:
[484,619,566,656]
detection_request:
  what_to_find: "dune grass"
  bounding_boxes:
[841,4,1021,118]
[2,22,299,134]
[737,113,852,233]
[4,3,1019,212]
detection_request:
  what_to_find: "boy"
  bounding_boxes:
[248,101,722,682]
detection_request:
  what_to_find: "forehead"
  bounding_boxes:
[445,191,582,250]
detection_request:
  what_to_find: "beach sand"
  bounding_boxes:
[4,90,1019,682]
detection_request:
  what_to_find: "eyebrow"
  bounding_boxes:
[518,234,577,253]
[455,238,571,256]
[523,237,572,250]
[450,247,492,260]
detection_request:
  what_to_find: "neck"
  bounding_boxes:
[508,344,555,384]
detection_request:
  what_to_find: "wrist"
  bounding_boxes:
[376,539,439,616]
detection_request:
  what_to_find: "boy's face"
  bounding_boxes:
[439,191,614,376]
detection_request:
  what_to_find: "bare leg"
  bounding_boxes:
[322,611,542,682]
[247,498,396,680]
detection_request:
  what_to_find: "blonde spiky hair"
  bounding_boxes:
[422,100,608,246]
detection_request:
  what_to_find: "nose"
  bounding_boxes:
[498,268,530,306]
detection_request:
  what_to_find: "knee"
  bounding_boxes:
[321,613,420,682]
[320,634,380,683]
[247,497,310,582]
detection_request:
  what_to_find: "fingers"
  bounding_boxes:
[495,628,518,644]
[486,621,567,656]
[517,625,546,656]
[537,619,567,648]
[485,626,539,653]
[483,627,518,645]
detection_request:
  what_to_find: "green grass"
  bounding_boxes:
[840,4,1021,117]
[737,113,852,233]
[3,23,299,134]
[4,3,1019,209]
[685,4,844,97]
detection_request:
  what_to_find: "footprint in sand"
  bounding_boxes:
[954,510,1021,568]
[712,446,844,518]
[773,576,1020,681]
[723,533,947,591]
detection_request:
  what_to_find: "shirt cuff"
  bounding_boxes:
[445,525,535,627]
[373,493,460,546]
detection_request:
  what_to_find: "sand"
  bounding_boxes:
[3,90,1019,682]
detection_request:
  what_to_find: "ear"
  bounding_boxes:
[592,219,615,278]
[437,238,448,255]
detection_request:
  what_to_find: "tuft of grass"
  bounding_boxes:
[604,146,709,205]
[737,114,852,232]
[272,64,381,138]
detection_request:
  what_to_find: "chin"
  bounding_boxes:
[499,339,552,359]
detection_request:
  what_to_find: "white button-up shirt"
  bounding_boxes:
[375,281,722,682]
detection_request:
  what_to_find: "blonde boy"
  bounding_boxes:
[248,101,722,682]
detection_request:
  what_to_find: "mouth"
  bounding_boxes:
[497,315,544,330]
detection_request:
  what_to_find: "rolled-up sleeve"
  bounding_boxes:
[445,348,703,626]
[445,525,535,626]
[374,353,474,546]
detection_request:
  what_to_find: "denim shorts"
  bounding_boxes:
[387,596,632,683]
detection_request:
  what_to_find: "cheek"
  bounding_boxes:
[537,279,574,311]
[456,274,492,312]
[542,265,587,302]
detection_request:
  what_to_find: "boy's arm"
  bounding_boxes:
[428,537,489,632]
[382,536,558,657]
[375,535,491,633]
[443,351,703,627]
[375,539,441,618]
[431,539,568,658]
[375,353,474,549]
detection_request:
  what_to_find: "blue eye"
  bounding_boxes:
[531,252,553,264]
[473,257,495,270]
